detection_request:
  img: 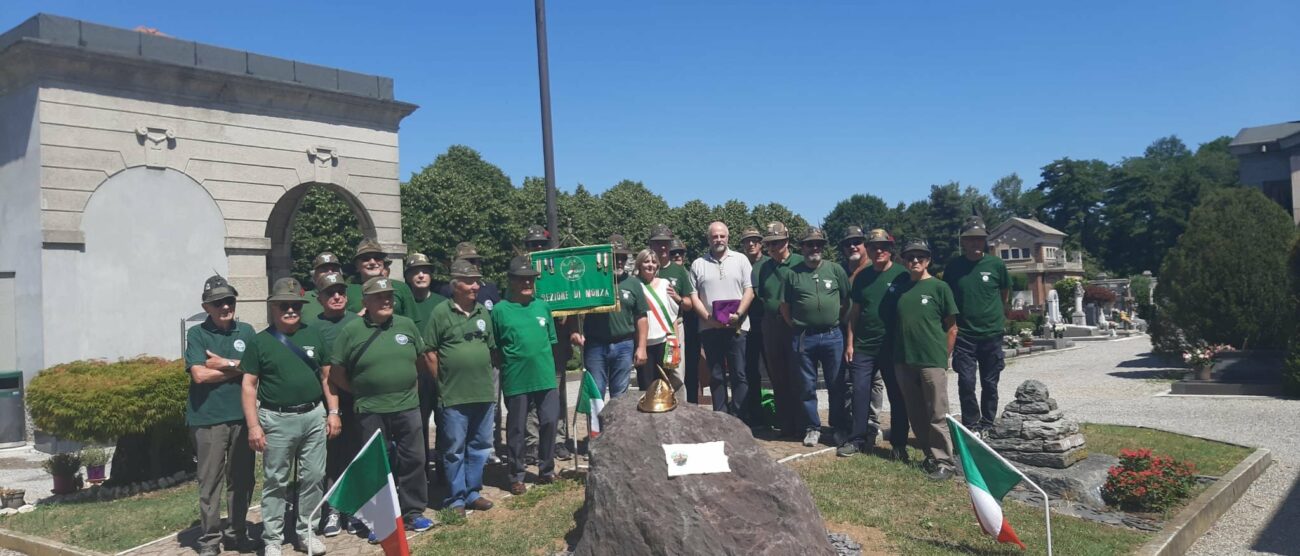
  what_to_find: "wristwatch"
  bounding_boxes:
[328,409,341,416]
[226,359,236,370]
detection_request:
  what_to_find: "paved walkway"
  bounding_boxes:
[976,336,1300,556]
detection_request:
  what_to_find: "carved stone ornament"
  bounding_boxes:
[135,126,176,168]
[307,146,337,183]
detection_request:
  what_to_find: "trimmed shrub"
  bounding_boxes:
[1157,188,1295,349]
[1285,236,1300,396]
[1054,277,1084,317]
[27,357,193,483]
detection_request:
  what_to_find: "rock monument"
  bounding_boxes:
[573,394,835,556]
[1071,282,1086,326]
[985,380,1087,469]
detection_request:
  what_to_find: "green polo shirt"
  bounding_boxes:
[782,260,850,330]
[943,254,1010,341]
[408,289,449,332]
[891,277,959,369]
[331,314,425,414]
[312,310,358,350]
[184,319,257,427]
[301,295,325,323]
[492,298,558,397]
[423,300,497,407]
[753,253,804,315]
[851,263,909,356]
[584,274,647,342]
[345,277,418,320]
[240,324,328,408]
[657,263,694,300]
[748,255,769,318]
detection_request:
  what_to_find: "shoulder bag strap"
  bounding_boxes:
[266,327,319,378]
[347,325,386,373]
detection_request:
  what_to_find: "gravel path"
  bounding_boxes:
[984,337,1300,555]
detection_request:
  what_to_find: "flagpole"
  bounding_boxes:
[946,415,1053,556]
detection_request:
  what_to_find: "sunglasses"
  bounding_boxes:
[844,239,864,247]
[276,302,304,312]
[211,298,236,308]
[320,289,347,298]
[357,254,385,263]
[462,330,487,342]
[903,254,930,263]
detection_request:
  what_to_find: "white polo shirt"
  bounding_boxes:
[689,249,753,332]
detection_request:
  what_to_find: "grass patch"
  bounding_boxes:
[1,482,200,552]
[794,448,1149,555]
[411,478,584,556]
[1082,423,1252,476]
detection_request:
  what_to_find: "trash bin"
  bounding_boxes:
[0,371,24,448]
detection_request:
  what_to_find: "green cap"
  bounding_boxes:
[404,252,435,271]
[454,242,482,261]
[267,277,305,302]
[840,225,865,244]
[901,239,931,257]
[800,227,828,244]
[763,221,790,242]
[507,255,540,277]
[608,234,631,255]
[362,276,395,295]
[525,225,549,244]
[739,226,763,242]
[449,259,482,279]
[669,238,686,254]
[960,215,989,238]
[865,228,894,245]
[354,239,385,260]
[201,275,238,304]
[648,224,674,242]
[312,252,342,270]
[314,272,347,293]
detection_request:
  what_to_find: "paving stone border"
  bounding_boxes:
[1135,446,1272,556]
[0,527,103,556]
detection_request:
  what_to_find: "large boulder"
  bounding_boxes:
[573,394,835,556]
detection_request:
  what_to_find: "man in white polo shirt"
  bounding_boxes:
[688,221,756,421]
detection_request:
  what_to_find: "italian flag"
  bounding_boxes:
[575,370,604,436]
[322,430,410,556]
[947,416,1026,549]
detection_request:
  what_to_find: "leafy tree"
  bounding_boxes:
[990,173,1043,222]
[1036,158,1112,256]
[289,186,365,285]
[710,200,753,242]
[1157,188,1295,349]
[560,184,605,247]
[751,202,810,235]
[1103,136,1237,276]
[823,193,890,247]
[598,180,673,251]
[671,199,713,259]
[402,145,518,283]
[1285,236,1300,396]
[923,182,968,272]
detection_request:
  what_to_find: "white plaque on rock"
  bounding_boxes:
[662,441,730,477]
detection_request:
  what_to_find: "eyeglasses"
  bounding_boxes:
[844,239,864,248]
[211,298,236,308]
[904,254,930,263]
[276,302,304,312]
[357,254,385,263]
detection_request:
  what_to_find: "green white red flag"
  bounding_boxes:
[575,370,604,435]
[322,430,409,556]
[947,415,1027,549]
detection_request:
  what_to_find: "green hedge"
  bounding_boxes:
[1286,236,1300,397]
[27,357,187,443]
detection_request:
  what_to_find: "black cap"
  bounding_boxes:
[525,225,549,244]
[202,275,238,304]
[840,225,865,245]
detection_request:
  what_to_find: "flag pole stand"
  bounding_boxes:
[946,415,1053,556]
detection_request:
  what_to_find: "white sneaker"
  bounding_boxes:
[296,535,327,555]
[263,543,283,556]
[803,429,820,447]
[322,511,341,537]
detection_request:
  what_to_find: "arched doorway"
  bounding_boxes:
[47,167,227,363]
[265,183,377,287]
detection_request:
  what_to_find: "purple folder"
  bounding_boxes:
[712,299,741,325]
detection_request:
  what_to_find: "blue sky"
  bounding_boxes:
[4,1,1297,223]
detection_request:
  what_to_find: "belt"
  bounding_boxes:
[592,334,634,344]
[261,401,319,414]
[799,325,838,335]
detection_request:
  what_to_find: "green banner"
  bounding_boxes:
[528,245,619,316]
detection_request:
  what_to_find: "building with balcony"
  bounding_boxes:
[1228,121,1300,224]
[986,217,1085,308]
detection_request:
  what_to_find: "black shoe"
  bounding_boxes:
[555,445,572,460]
[927,465,955,481]
[836,443,859,458]
[889,445,910,463]
[921,457,938,473]
[197,545,220,556]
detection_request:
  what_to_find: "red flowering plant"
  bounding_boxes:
[1101,448,1198,512]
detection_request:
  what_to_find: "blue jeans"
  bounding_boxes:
[584,338,634,399]
[791,328,846,435]
[438,402,495,509]
[952,335,1005,429]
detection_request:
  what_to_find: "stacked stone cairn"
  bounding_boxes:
[985,380,1088,469]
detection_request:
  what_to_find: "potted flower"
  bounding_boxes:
[1018,328,1034,347]
[1183,343,1232,381]
[1052,323,1066,339]
[81,447,109,484]
[42,452,83,495]
[0,488,25,509]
